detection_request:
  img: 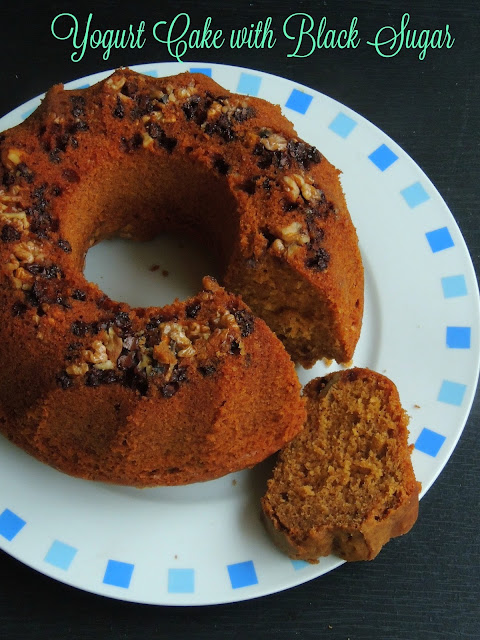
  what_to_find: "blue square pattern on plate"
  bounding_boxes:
[291,559,310,571]
[285,89,313,114]
[446,326,471,349]
[168,568,195,593]
[441,275,467,299]
[236,73,262,96]
[415,428,446,457]
[328,112,357,139]
[103,559,134,589]
[426,227,455,253]
[0,508,26,541]
[368,144,398,171]
[189,67,212,77]
[438,380,467,406]
[44,540,78,570]
[227,560,258,589]
[400,182,430,208]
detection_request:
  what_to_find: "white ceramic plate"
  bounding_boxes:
[0,62,478,605]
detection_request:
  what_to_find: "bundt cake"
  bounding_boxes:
[0,67,362,486]
[262,368,421,562]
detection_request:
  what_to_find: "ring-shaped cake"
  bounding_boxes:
[0,69,363,485]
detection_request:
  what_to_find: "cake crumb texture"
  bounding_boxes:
[262,368,421,562]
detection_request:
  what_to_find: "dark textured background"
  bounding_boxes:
[0,1,479,638]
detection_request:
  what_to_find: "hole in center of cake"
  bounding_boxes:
[84,232,219,308]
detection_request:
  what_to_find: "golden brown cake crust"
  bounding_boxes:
[0,68,363,367]
[0,68,322,486]
[262,368,421,562]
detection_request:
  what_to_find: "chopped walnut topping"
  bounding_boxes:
[71,327,123,372]
[142,131,155,149]
[83,340,108,365]
[267,222,310,260]
[106,75,127,92]
[5,149,23,168]
[153,341,177,365]
[283,173,322,203]
[11,241,45,264]
[66,362,89,376]
[12,266,34,290]
[176,84,196,99]
[207,101,224,120]
[279,221,310,246]
[283,176,300,201]
[162,322,191,346]
[104,327,123,363]
[0,211,29,232]
[271,238,285,254]
[260,132,288,152]
[177,345,196,358]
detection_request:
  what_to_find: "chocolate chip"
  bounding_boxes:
[145,121,161,139]
[229,339,241,355]
[71,320,90,336]
[306,247,330,271]
[57,238,72,253]
[233,309,255,337]
[260,228,276,249]
[68,120,89,133]
[11,301,28,316]
[114,311,131,330]
[239,177,257,195]
[122,335,139,351]
[17,163,34,183]
[232,105,256,122]
[282,200,299,212]
[146,315,166,331]
[70,95,86,118]
[120,133,143,152]
[161,382,179,398]
[55,133,70,152]
[182,95,203,122]
[120,80,138,98]
[1,224,21,242]
[198,363,216,377]
[72,289,86,301]
[185,303,201,319]
[117,351,137,371]
[85,369,118,387]
[112,97,125,119]
[26,280,50,306]
[25,263,63,279]
[62,169,80,183]
[56,371,73,389]
[51,185,62,197]
[49,149,62,164]
[32,184,47,199]
[213,156,230,175]
[170,366,188,384]
[123,369,148,395]
[2,172,15,187]
[204,114,235,142]
[157,132,177,153]
[287,140,322,169]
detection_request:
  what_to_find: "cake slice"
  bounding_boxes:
[262,368,421,562]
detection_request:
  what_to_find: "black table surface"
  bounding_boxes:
[1,1,479,638]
